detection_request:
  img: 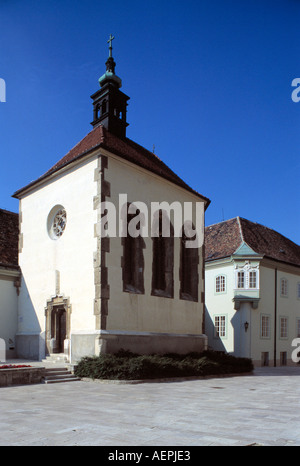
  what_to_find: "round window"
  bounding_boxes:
[47,205,67,239]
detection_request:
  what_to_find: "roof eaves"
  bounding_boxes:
[101,140,211,206]
[12,142,103,199]
[0,263,20,271]
[262,254,300,269]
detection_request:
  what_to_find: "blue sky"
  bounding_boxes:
[0,0,299,244]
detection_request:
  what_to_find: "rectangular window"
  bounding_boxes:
[280,317,288,339]
[297,283,300,299]
[214,315,226,338]
[237,271,245,289]
[261,315,270,338]
[235,266,259,291]
[249,271,257,288]
[281,278,288,297]
[215,275,226,293]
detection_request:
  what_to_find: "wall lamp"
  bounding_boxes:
[244,321,249,332]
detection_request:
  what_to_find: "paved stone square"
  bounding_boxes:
[0,365,299,446]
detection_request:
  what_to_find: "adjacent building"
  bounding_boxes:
[0,209,20,359]
[205,217,300,366]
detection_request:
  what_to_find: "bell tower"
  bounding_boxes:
[91,35,130,139]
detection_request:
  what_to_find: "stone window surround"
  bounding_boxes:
[44,295,71,358]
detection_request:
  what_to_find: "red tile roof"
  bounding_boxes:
[0,209,19,269]
[205,217,242,261]
[205,217,300,267]
[13,125,210,206]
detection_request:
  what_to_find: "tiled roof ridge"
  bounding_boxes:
[206,215,298,247]
[236,216,245,243]
[0,208,18,216]
[205,216,239,229]
[0,208,19,268]
[205,216,300,267]
[239,217,300,251]
[14,125,210,205]
[43,125,105,177]
[114,135,210,201]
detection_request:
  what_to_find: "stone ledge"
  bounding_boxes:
[80,371,254,385]
[0,367,45,387]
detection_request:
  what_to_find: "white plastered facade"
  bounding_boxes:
[16,148,207,362]
[205,250,300,366]
[0,269,19,360]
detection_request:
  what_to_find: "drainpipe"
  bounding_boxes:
[274,268,277,367]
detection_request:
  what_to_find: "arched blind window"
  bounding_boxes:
[151,210,174,298]
[180,226,199,302]
[121,206,145,294]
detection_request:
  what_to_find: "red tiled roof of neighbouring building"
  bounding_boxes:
[13,125,210,206]
[0,209,19,269]
[205,217,300,267]
[205,217,242,262]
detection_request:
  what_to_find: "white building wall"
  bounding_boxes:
[105,152,206,337]
[0,275,18,359]
[206,258,300,366]
[276,267,300,364]
[17,155,98,359]
[205,262,236,353]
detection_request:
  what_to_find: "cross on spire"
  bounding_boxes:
[108,34,115,57]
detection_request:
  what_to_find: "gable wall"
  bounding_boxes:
[17,155,98,358]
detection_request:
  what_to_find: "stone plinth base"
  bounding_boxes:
[71,330,208,364]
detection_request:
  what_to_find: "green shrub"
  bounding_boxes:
[75,350,253,380]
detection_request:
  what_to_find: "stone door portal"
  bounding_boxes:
[45,296,71,358]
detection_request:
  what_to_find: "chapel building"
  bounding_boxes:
[11,39,210,363]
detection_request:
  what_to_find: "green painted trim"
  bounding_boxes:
[233,241,259,257]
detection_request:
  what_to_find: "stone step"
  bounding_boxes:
[44,377,81,384]
[44,368,70,374]
[45,370,73,378]
[42,353,68,363]
[42,367,81,384]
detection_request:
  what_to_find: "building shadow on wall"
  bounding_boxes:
[205,307,227,353]
[16,276,43,361]
[230,311,242,358]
